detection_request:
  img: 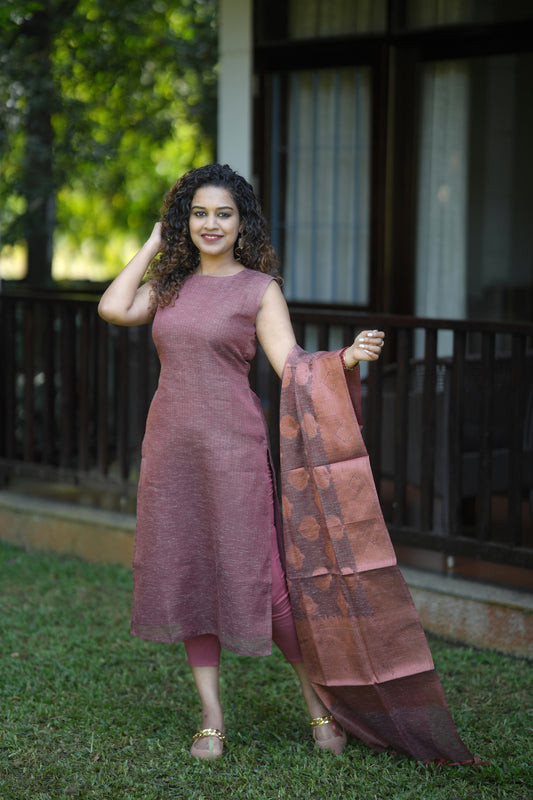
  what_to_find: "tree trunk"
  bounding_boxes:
[23,5,56,286]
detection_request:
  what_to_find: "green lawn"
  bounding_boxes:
[1,542,531,800]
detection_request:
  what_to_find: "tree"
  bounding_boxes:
[0,0,217,285]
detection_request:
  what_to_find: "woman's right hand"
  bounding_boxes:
[148,221,163,251]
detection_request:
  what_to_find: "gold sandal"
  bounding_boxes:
[190,728,226,760]
[310,714,347,755]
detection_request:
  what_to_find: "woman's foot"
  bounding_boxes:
[188,665,225,760]
[190,708,225,760]
[289,662,347,755]
[190,728,226,760]
[311,714,347,755]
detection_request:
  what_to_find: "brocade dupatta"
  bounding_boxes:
[279,345,474,763]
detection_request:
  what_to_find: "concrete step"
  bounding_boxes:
[401,566,533,660]
[0,490,135,566]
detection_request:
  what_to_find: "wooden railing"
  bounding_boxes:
[271,306,533,569]
[1,289,532,568]
[0,289,159,503]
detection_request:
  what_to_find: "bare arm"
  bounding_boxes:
[256,281,385,378]
[97,223,162,326]
[255,282,297,378]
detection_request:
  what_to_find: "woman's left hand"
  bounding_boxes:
[342,330,385,369]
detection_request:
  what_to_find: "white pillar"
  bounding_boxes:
[218,0,253,180]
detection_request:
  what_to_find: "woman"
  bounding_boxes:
[98,163,384,760]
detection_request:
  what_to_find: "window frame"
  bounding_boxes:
[253,0,533,315]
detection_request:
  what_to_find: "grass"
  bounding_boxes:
[0,542,531,800]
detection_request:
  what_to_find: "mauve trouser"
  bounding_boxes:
[184,525,303,666]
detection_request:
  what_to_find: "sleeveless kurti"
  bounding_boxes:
[131,269,276,656]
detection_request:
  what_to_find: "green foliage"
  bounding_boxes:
[1,541,532,799]
[0,0,217,281]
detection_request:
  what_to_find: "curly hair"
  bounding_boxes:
[147,164,279,308]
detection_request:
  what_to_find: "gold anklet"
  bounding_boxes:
[192,728,226,743]
[310,714,333,728]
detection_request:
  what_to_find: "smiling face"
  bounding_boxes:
[188,185,241,262]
